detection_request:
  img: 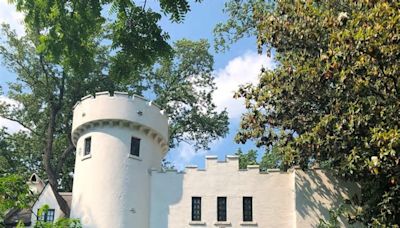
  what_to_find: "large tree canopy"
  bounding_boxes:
[216,0,399,226]
[0,0,228,216]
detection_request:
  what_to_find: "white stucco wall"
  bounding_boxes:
[295,169,360,228]
[150,162,360,228]
[150,156,295,228]
[30,185,65,227]
[70,92,168,228]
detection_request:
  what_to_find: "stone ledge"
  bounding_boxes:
[240,221,258,226]
[189,221,206,226]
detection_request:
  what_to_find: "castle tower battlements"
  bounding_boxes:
[71,91,168,153]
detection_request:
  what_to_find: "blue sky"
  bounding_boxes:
[0,0,275,170]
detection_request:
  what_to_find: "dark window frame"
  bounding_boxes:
[192,197,201,221]
[130,137,141,157]
[37,208,55,222]
[217,196,227,221]
[243,197,253,222]
[84,137,91,156]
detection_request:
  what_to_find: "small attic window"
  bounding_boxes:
[130,137,140,157]
[30,174,37,182]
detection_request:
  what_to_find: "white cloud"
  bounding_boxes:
[0,117,24,133]
[213,51,274,119]
[170,52,274,168]
[0,95,27,133]
[0,0,25,36]
[169,142,209,170]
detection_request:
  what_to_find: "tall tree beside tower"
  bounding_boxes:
[0,0,228,216]
[216,0,399,226]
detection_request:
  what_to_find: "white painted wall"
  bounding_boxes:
[70,92,168,228]
[150,156,295,228]
[150,161,360,228]
[295,169,361,228]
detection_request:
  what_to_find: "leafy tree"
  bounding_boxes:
[235,147,282,170]
[0,128,43,177]
[216,0,399,226]
[259,146,282,170]
[235,148,258,169]
[149,39,229,150]
[0,0,227,217]
[0,174,32,224]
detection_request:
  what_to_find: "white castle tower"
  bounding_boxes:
[70,91,168,228]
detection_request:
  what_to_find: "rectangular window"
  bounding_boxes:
[37,209,55,222]
[243,197,253,222]
[217,197,227,221]
[84,137,91,156]
[192,197,201,221]
[130,137,140,157]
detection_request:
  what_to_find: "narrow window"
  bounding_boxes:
[217,197,227,221]
[192,197,201,221]
[243,197,253,222]
[84,137,91,156]
[37,209,55,222]
[130,137,140,157]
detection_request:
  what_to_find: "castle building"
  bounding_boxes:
[5,92,358,228]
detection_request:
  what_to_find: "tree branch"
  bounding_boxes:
[143,0,147,10]
[0,116,39,136]
[55,137,75,176]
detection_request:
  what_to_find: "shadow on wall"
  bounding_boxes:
[295,169,360,227]
[150,171,184,228]
[71,194,95,226]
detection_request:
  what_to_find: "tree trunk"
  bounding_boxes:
[43,107,70,217]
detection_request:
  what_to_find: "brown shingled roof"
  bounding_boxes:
[3,208,32,227]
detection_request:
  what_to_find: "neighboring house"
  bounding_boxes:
[29,185,71,227]
[5,92,360,227]
[4,174,71,228]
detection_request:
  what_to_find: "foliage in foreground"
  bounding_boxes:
[33,205,81,228]
[0,174,32,224]
[216,0,399,226]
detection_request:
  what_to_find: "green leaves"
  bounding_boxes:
[110,5,171,82]
[235,148,258,169]
[217,0,400,225]
[0,174,32,222]
[159,0,199,23]
[235,147,283,170]
[34,205,82,228]
[149,39,229,150]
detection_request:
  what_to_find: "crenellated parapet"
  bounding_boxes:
[71,91,169,154]
[152,155,290,174]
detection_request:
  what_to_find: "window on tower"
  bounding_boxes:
[192,197,201,221]
[130,137,140,157]
[84,137,91,156]
[217,197,227,221]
